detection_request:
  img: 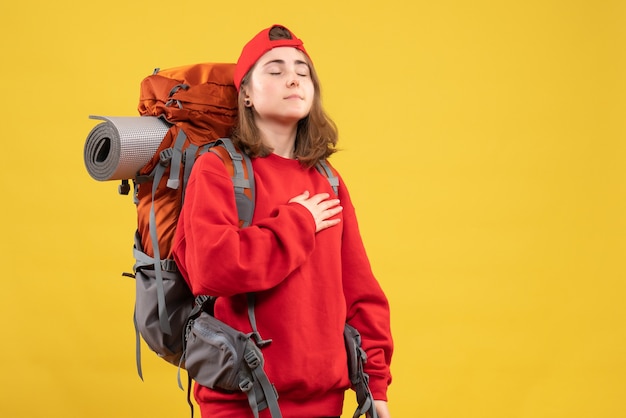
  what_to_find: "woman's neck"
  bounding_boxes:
[256,119,298,159]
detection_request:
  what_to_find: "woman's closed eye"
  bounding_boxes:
[295,64,310,77]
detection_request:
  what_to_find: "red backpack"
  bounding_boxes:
[127,63,259,371]
[136,63,241,262]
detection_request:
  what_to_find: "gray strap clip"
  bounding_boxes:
[159,148,174,166]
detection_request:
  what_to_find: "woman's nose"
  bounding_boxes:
[287,75,299,87]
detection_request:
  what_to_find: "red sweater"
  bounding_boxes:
[172,151,393,417]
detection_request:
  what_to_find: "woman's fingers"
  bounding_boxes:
[289,191,343,232]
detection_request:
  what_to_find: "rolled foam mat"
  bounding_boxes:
[84,115,170,181]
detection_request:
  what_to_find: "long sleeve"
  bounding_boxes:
[339,175,394,400]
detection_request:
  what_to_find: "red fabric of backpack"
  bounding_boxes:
[135,62,238,260]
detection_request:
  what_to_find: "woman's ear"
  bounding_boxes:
[240,86,252,106]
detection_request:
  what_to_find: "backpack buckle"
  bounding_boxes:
[239,378,253,392]
[230,151,243,162]
[159,148,174,166]
[160,259,178,272]
[244,349,261,369]
[118,179,130,195]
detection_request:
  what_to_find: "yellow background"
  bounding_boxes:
[1,0,624,417]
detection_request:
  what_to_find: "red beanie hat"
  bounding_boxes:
[234,24,310,91]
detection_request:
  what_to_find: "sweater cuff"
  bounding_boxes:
[368,377,389,402]
[287,202,316,233]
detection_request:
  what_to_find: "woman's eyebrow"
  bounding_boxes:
[262,59,309,67]
[263,59,285,66]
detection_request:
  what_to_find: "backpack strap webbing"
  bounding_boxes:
[315,160,339,196]
[241,341,282,418]
[209,138,255,227]
[143,128,189,338]
[344,324,379,418]
[181,143,199,202]
[208,142,273,347]
[165,128,188,189]
[246,293,272,347]
[140,128,192,338]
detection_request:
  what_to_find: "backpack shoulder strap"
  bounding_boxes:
[315,159,339,196]
[210,138,255,228]
[344,323,379,418]
[208,141,275,348]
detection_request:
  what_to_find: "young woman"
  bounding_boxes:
[173,24,393,418]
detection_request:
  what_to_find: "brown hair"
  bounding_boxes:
[230,26,338,168]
